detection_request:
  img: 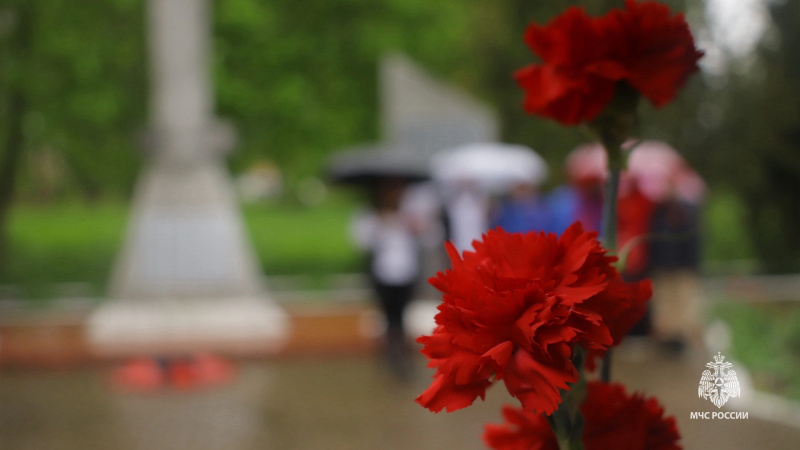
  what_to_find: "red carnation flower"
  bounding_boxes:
[484,405,556,450]
[516,7,622,125]
[416,223,651,415]
[602,1,705,107]
[581,381,681,450]
[515,0,702,125]
[484,382,682,450]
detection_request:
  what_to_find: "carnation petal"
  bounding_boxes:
[483,405,559,450]
[416,373,490,413]
[483,341,515,377]
[558,222,600,273]
[554,282,608,306]
[504,350,577,415]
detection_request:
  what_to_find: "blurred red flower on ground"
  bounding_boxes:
[112,354,235,392]
[416,223,650,415]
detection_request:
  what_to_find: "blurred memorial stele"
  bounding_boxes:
[88,0,288,356]
[326,53,499,186]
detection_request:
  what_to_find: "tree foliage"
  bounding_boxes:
[1,0,797,272]
[0,0,146,281]
[1,0,146,200]
[692,1,800,272]
[212,0,479,183]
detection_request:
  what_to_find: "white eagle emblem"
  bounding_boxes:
[698,352,740,408]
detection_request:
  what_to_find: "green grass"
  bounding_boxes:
[243,198,362,277]
[3,195,362,301]
[5,203,129,299]
[711,302,800,401]
[0,187,766,301]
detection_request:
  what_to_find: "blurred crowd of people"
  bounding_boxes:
[348,141,706,378]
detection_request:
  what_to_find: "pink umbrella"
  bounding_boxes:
[627,141,705,204]
[566,143,607,185]
[565,141,705,204]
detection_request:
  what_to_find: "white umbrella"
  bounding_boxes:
[431,142,549,192]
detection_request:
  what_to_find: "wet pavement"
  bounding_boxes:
[0,348,798,449]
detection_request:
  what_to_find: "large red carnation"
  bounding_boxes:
[484,382,681,450]
[515,0,702,125]
[416,223,651,415]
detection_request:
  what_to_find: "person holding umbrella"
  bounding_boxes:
[350,177,432,380]
[328,145,439,378]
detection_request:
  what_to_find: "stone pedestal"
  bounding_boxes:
[89,298,288,356]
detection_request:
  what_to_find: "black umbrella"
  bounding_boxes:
[325,144,431,186]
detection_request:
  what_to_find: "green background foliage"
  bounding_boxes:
[0,0,798,278]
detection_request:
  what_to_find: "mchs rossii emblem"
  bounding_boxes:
[698,352,740,408]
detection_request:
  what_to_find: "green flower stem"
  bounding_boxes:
[550,409,585,450]
[590,83,636,383]
[550,347,588,450]
[551,148,624,448]
[601,166,620,253]
[557,435,585,450]
[600,163,621,383]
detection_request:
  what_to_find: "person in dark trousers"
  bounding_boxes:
[351,178,425,379]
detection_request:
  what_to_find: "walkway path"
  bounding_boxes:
[1,346,798,449]
[1,295,799,449]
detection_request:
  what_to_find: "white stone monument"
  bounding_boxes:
[88,0,288,356]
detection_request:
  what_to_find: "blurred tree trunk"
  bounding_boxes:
[0,4,32,282]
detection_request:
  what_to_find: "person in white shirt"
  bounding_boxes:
[443,181,490,253]
[351,178,427,379]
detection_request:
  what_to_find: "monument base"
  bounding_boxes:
[87,297,290,357]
